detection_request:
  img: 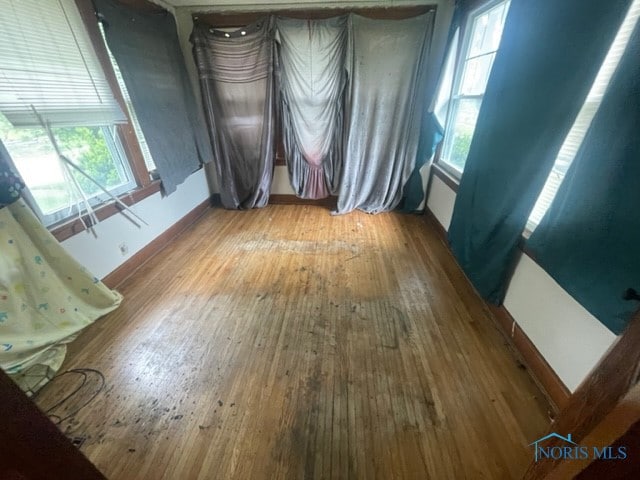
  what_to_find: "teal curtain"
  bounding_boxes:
[527,23,640,334]
[447,0,631,303]
[403,4,461,213]
[0,140,25,207]
[401,112,443,212]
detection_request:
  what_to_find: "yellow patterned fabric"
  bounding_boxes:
[0,199,122,393]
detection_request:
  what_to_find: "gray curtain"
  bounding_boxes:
[94,0,212,195]
[275,16,348,199]
[192,19,275,209]
[335,13,435,214]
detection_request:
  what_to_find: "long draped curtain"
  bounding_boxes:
[95,0,212,195]
[402,12,461,213]
[1,143,121,394]
[192,19,275,209]
[335,13,435,214]
[526,22,640,335]
[447,0,631,303]
[275,16,348,199]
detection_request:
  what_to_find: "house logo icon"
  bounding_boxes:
[529,432,628,462]
[529,433,578,462]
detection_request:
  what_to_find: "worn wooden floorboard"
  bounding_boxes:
[35,205,549,479]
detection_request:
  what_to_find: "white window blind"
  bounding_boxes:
[0,0,126,127]
[527,0,640,231]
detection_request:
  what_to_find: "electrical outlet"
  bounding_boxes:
[119,243,128,256]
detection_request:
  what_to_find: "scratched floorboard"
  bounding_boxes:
[35,205,549,479]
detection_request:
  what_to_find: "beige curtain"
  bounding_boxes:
[0,199,122,394]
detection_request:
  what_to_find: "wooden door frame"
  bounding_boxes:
[0,368,105,479]
[523,308,640,479]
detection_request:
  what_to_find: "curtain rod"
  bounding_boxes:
[192,6,437,22]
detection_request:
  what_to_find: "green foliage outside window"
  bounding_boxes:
[0,114,123,214]
[54,127,121,195]
[448,132,473,172]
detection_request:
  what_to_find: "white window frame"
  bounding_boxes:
[1,119,138,226]
[0,0,158,232]
[438,0,511,178]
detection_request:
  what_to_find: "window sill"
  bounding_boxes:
[432,162,461,192]
[50,180,161,242]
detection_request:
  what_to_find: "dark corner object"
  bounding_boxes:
[0,369,105,479]
[623,288,640,302]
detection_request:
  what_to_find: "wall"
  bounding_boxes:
[57,2,215,279]
[426,174,617,392]
[171,0,455,195]
[65,0,449,280]
[62,1,613,391]
[61,169,210,279]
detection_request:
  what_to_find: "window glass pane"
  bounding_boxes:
[0,113,135,224]
[434,29,460,125]
[459,52,496,96]
[439,0,510,175]
[442,98,481,172]
[0,115,69,215]
[468,1,510,58]
[53,126,131,196]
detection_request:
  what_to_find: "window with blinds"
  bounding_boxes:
[0,0,125,127]
[0,0,138,227]
[526,0,640,232]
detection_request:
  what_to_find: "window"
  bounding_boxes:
[99,23,157,174]
[0,0,154,228]
[526,0,640,232]
[433,28,459,127]
[0,114,136,225]
[439,0,510,175]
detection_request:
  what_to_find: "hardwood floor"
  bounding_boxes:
[35,205,550,479]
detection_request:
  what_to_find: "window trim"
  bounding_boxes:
[434,0,510,180]
[75,0,152,190]
[49,180,161,242]
[35,0,159,241]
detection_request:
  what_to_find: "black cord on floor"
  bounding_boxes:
[33,368,106,426]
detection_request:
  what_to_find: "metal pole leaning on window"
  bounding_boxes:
[61,154,100,230]
[59,157,148,226]
[32,107,99,232]
[30,106,148,228]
